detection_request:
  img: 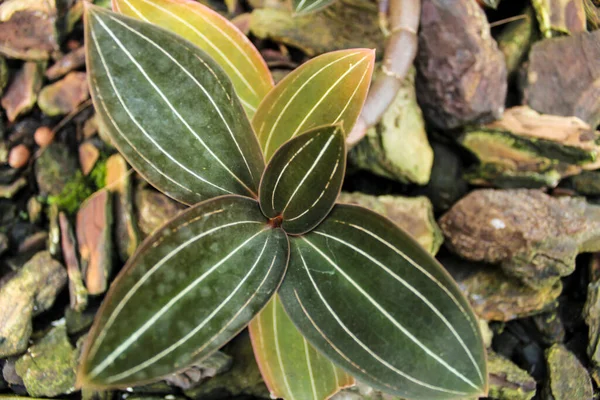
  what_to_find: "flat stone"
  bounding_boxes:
[38,72,89,116]
[338,192,443,255]
[45,47,86,80]
[59,212,87,311]
[0,251,67,357]
[15,322,77,397]
[79,141,99,176]
[439,189,600,288]
[544,344,593,400]
[34,142,78,196]
[487,351,536,400]
[165,351,232,390]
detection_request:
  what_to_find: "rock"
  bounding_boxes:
[420,140,469,212]
[164,351,232,390]
[439,189,600,288]
[47,202,60,256]
[415,0,507,130]
[349,68,433,185]
[79,141,99,176]
[14,322,77,397]
[106,154,140,261]
[0,0,59,60]
[34,142,78,196]
[0,177,27,199]
[38,72,89,116]
[65,306,95,335]
[250,0,383,57]
[531,310,565,345]
[7,144,30,169]
[184,331,268,399]
[338,192,443,255]
[497,8,536,77]
[459,106,600,188]
[135,187,186,237]
[487,351,537,400]
[584,277,600,368]
[442,255,562,321]
[0,251,67,357]
[59,212,88,312]
[76,190,112,295]
[567,170,600,196]
[523,30,600,127]
[532,0,586,37]
[1,61,45,122]
[45,47,86,80]
[544,344,593,400]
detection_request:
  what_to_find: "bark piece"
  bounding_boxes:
[415,0,507,130]
[1,62,44,122]
[45,47,86,80]
[443,255,562,321]
[76,190,112,295]
[439,189,600,288]
[488,351,537,400]
[0,251,67,357]
[544,344,593,400]
[106,154,140,262]
[349,68,433,185]
[460,106,600,188]
[0,177,26,199]
[37,72,89,116]
[59,212,88,312]
[134,187,186,237]
[532,0,586,36]
[338,192,443,255]
[250,0,383,57]
[524,30,600,127]
[14,322,77,397]
[0,1,59,61]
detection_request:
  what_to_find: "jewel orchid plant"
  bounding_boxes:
[78,1,488,399]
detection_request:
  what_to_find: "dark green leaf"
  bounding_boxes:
[78,195,288,388]
[279,204,488,400]
[259,125,345,235]
[85,5,265,205]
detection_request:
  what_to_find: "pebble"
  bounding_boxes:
[8,144,30,168]
[34,126,54,147]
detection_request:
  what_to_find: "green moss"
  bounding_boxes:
[46,159,108,214]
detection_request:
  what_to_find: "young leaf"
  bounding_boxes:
[259,124,346,235]
[249,295,354,400]
[291,0,336,16]
[84,5,265,205]
[78,195,289,388]
[252,49,375,160]
[279,205,488,400]
[112,0,273,117]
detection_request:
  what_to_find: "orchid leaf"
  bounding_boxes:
[84,5,265,205]
[291,0,336,16]
[249,295,354,400]
[252,49,374,160]
[77,195,289,388]
[279,204,488,400]
[112,0,273,117]
[259,124,346,235]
